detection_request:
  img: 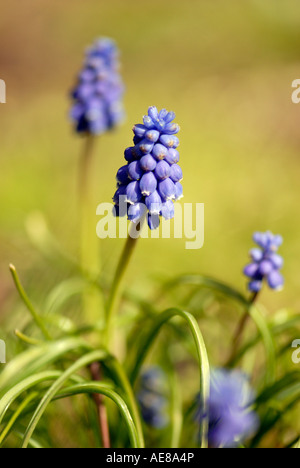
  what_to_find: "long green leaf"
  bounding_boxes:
[0,371,61,425]
[54,382,140,448]
[169,364,183,448]
[0,392,38,446]
[164,274,276,385]
[21,350,108,448]
[129,308,210,449]
[256,372,300,406]
[105,358,144,447]
[9,264,51,340]
[0,337,91,393]
[164,275,249,306]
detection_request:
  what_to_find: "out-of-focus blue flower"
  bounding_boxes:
[137,367,169,429]
[113,107,183,230]
[244,231,284,293]
[196,368,259,448]
[70,38,125,135]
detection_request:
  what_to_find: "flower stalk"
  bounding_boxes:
[105,221,144,348]
[227,291,259,366]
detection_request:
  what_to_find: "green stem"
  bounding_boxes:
[9,264,51,340]
[105,222,142,348]
[227,291,259,366]
[79,134,100,277]
[79,135,110,447]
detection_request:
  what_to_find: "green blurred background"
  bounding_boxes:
[1,0,300,332]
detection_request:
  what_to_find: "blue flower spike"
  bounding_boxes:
[113,107,183,229]
[70,38,125,135]
[244,231,284,293]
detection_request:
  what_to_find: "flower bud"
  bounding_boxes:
[133,124,147,139]
[152,144,168,161]
[163,122,180,135]
[124,147,135,162]
[170,164,183,182]
[148,214,160,230]
[159,134,179,149]
[139,139,154,155]
[250,248,263,262]
[113,185,127,205]
[158,178,176,201]
[145,129,160,143]
[258,260,273,276]
[243,264,259,278]
[269,253,284,269]
[148,106,159,122]
[249,280,263,293]
[126,181,142,205]
[155,161,171,180]
[268,271,284,290]
[140,172,157,196]
[128,203,146,223]
[145,191,162,215]
[128,161,144,180]
[140,154,157,172]
[116,165,129,185]
[165,148,180,165]
[174,182,183,200]
[161,200,175,220]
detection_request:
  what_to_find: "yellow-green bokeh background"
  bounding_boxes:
[1,0,300,324]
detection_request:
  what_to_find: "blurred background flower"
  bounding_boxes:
[137,367,169,429]
[70,37,125,135]
[244,231,284,293]
[196,368,259,448]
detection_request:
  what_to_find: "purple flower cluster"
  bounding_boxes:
[70,38,125,135]
[244,231,284,293]
[196,369,259,448]
[113,107,183,230]
[137,367,169,429]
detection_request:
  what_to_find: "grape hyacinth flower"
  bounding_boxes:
[244,231,284,293]
[137,367,169,429]
[113,107,183,230]
[70,38,125,135]
[196,369,259,448]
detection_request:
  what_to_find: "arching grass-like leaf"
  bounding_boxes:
[0,392,38,446]
[21,350,111,448]
[0,371,62,425]
[163,275,276,385]
[53,382,140,448]
[129,308,210,449]
[0,337,91,393]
